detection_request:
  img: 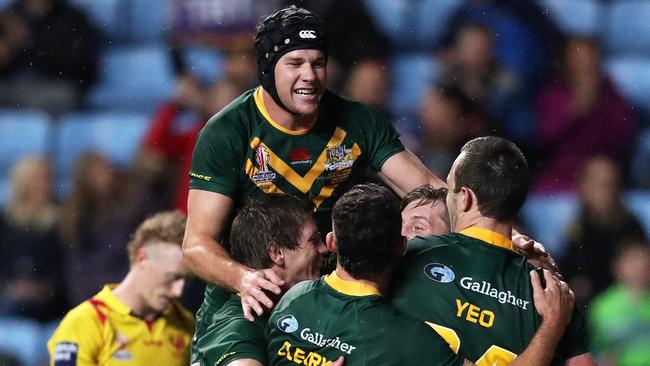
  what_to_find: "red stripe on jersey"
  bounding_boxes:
[88,299,108,325]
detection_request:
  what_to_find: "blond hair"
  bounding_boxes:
[7,155,57,229]
[127,210,187,265]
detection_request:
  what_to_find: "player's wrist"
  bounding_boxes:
[538,314,565,340]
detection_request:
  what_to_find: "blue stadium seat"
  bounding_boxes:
[605,57,650,110]
[389,53,440,119]
[0,109,52,207]
[182,46,225,85]
[87,43,175,113]
[55,112,151,195]
[128,0,171,42]
[519,193,579,257]
[365,0,462,50]
[604,1,650,55]
[624,192,650,238]
[537,0,601,35]
[68,0,126,40]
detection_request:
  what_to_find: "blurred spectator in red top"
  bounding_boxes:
[0,0,99,115]
[535,36,636,192]
[140,77,244,213]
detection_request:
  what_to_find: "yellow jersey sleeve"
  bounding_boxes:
[48,302,103,366]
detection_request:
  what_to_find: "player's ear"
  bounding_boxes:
[268,243,285,266]
[134,247,149,266]
[326,232,337,253]
[460,187,474,212]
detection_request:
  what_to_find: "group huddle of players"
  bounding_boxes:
[47,6,597,366]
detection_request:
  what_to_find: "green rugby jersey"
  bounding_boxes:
[391,227,589,365]
[266,271,463,366]
[191,292,267,366]
[190,86,403,305]
[190,86,404,229]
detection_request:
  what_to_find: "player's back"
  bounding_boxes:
[267,272,462,366]
[391,230,587,365]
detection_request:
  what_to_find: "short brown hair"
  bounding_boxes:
[230,194,315,269]
[127,211,187,264]
[401,185,448,211]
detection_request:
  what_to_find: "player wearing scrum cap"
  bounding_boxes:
[183,4,446,324]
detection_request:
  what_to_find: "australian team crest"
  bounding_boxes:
[325,145,354,171]
[252,145,277,183]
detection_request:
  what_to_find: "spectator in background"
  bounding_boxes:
[0,156,65,366]
[436,0,562,146]
[0,156,66,322]
[414,82,488,177]
[535,36,636,192]
[438,23,518,111]
[343,60,390,117]
[139,77,245,214]
[561,156,646,307]
[589,241,650,366]
[60,152,153,304]
[0,0,99,115]
[167,0,280,79]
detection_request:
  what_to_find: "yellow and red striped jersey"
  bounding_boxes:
[48,285,195,366]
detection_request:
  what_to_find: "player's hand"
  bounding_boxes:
[240,268,285,321]
[331,356,345,366]
[531,269,574,331]
[514,234,561,277]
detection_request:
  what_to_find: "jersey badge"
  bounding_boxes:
[277,314,299,333]
[113,332,133,361]
[325,145,355,171]
[424,263,455,283]
[53,342,78,366]
[253,145,277,183]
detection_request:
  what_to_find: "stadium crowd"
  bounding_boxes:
[0,0,649,365]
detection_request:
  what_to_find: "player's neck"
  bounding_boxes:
[113,271,154,318]
[335,265,389,295]
[455,215,513,239]
[262,89,318,131]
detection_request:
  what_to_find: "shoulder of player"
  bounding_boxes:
[273,279,321,314]
[55,300,104,333]
[405,234,456,256]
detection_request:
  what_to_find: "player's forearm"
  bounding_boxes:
[183,234,249,292]
[508,320,563,366]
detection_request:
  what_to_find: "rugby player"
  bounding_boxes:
[182,5,447,323]
[266,183,468,366]
[190,194,344,366]
[391,137,597,365]
[48,211,195,366]
[401,184,450,239]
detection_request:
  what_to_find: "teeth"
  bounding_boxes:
[295,89,315,95]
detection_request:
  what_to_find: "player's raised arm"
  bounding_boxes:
[379,149,446,197]
[183,190,283,319]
